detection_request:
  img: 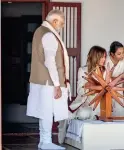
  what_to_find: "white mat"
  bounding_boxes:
[66,119,124,150]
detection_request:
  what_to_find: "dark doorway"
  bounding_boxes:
[2,2,42,135]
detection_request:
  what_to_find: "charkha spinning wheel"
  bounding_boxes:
[82,65,124,121]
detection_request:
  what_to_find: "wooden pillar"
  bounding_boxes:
[100,92,112,119]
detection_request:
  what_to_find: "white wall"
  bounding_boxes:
[51,0,124,65]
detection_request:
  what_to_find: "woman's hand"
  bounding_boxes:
[84,82,103,91]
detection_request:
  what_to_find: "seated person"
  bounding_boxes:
[70,45,107,119]
[105,41,124,117]
[58,45,107,144]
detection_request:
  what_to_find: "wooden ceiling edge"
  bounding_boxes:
[1,0,50,20]
[1,0,50,2]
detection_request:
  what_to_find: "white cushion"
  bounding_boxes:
[76,107,93,120]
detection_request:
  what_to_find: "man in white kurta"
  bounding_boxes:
[26,10,71,150]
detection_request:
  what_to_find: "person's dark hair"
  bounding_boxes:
[86,46,106,73]
[109,41,123,55]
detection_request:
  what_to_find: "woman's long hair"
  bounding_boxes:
[86,46,106,73]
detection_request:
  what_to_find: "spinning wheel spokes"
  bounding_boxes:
[82,65,124,120]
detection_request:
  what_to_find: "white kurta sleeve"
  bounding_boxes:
[77,67,87,96]
[122,59,124,72]
[42,32,60,86]
[69,67,88,111]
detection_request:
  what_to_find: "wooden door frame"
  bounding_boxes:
[1,0,49,149]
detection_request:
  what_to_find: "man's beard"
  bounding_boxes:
[55,26,61,33]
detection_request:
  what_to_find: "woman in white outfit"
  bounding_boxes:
[58,46,107,144]
[105,41,124,117]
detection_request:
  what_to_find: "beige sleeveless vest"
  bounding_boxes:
[29,26,66,87]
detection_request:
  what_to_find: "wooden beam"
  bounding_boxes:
[1,0,50,24]
[1,0,49,2]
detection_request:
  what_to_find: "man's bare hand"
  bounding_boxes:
[54,86,62,99]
